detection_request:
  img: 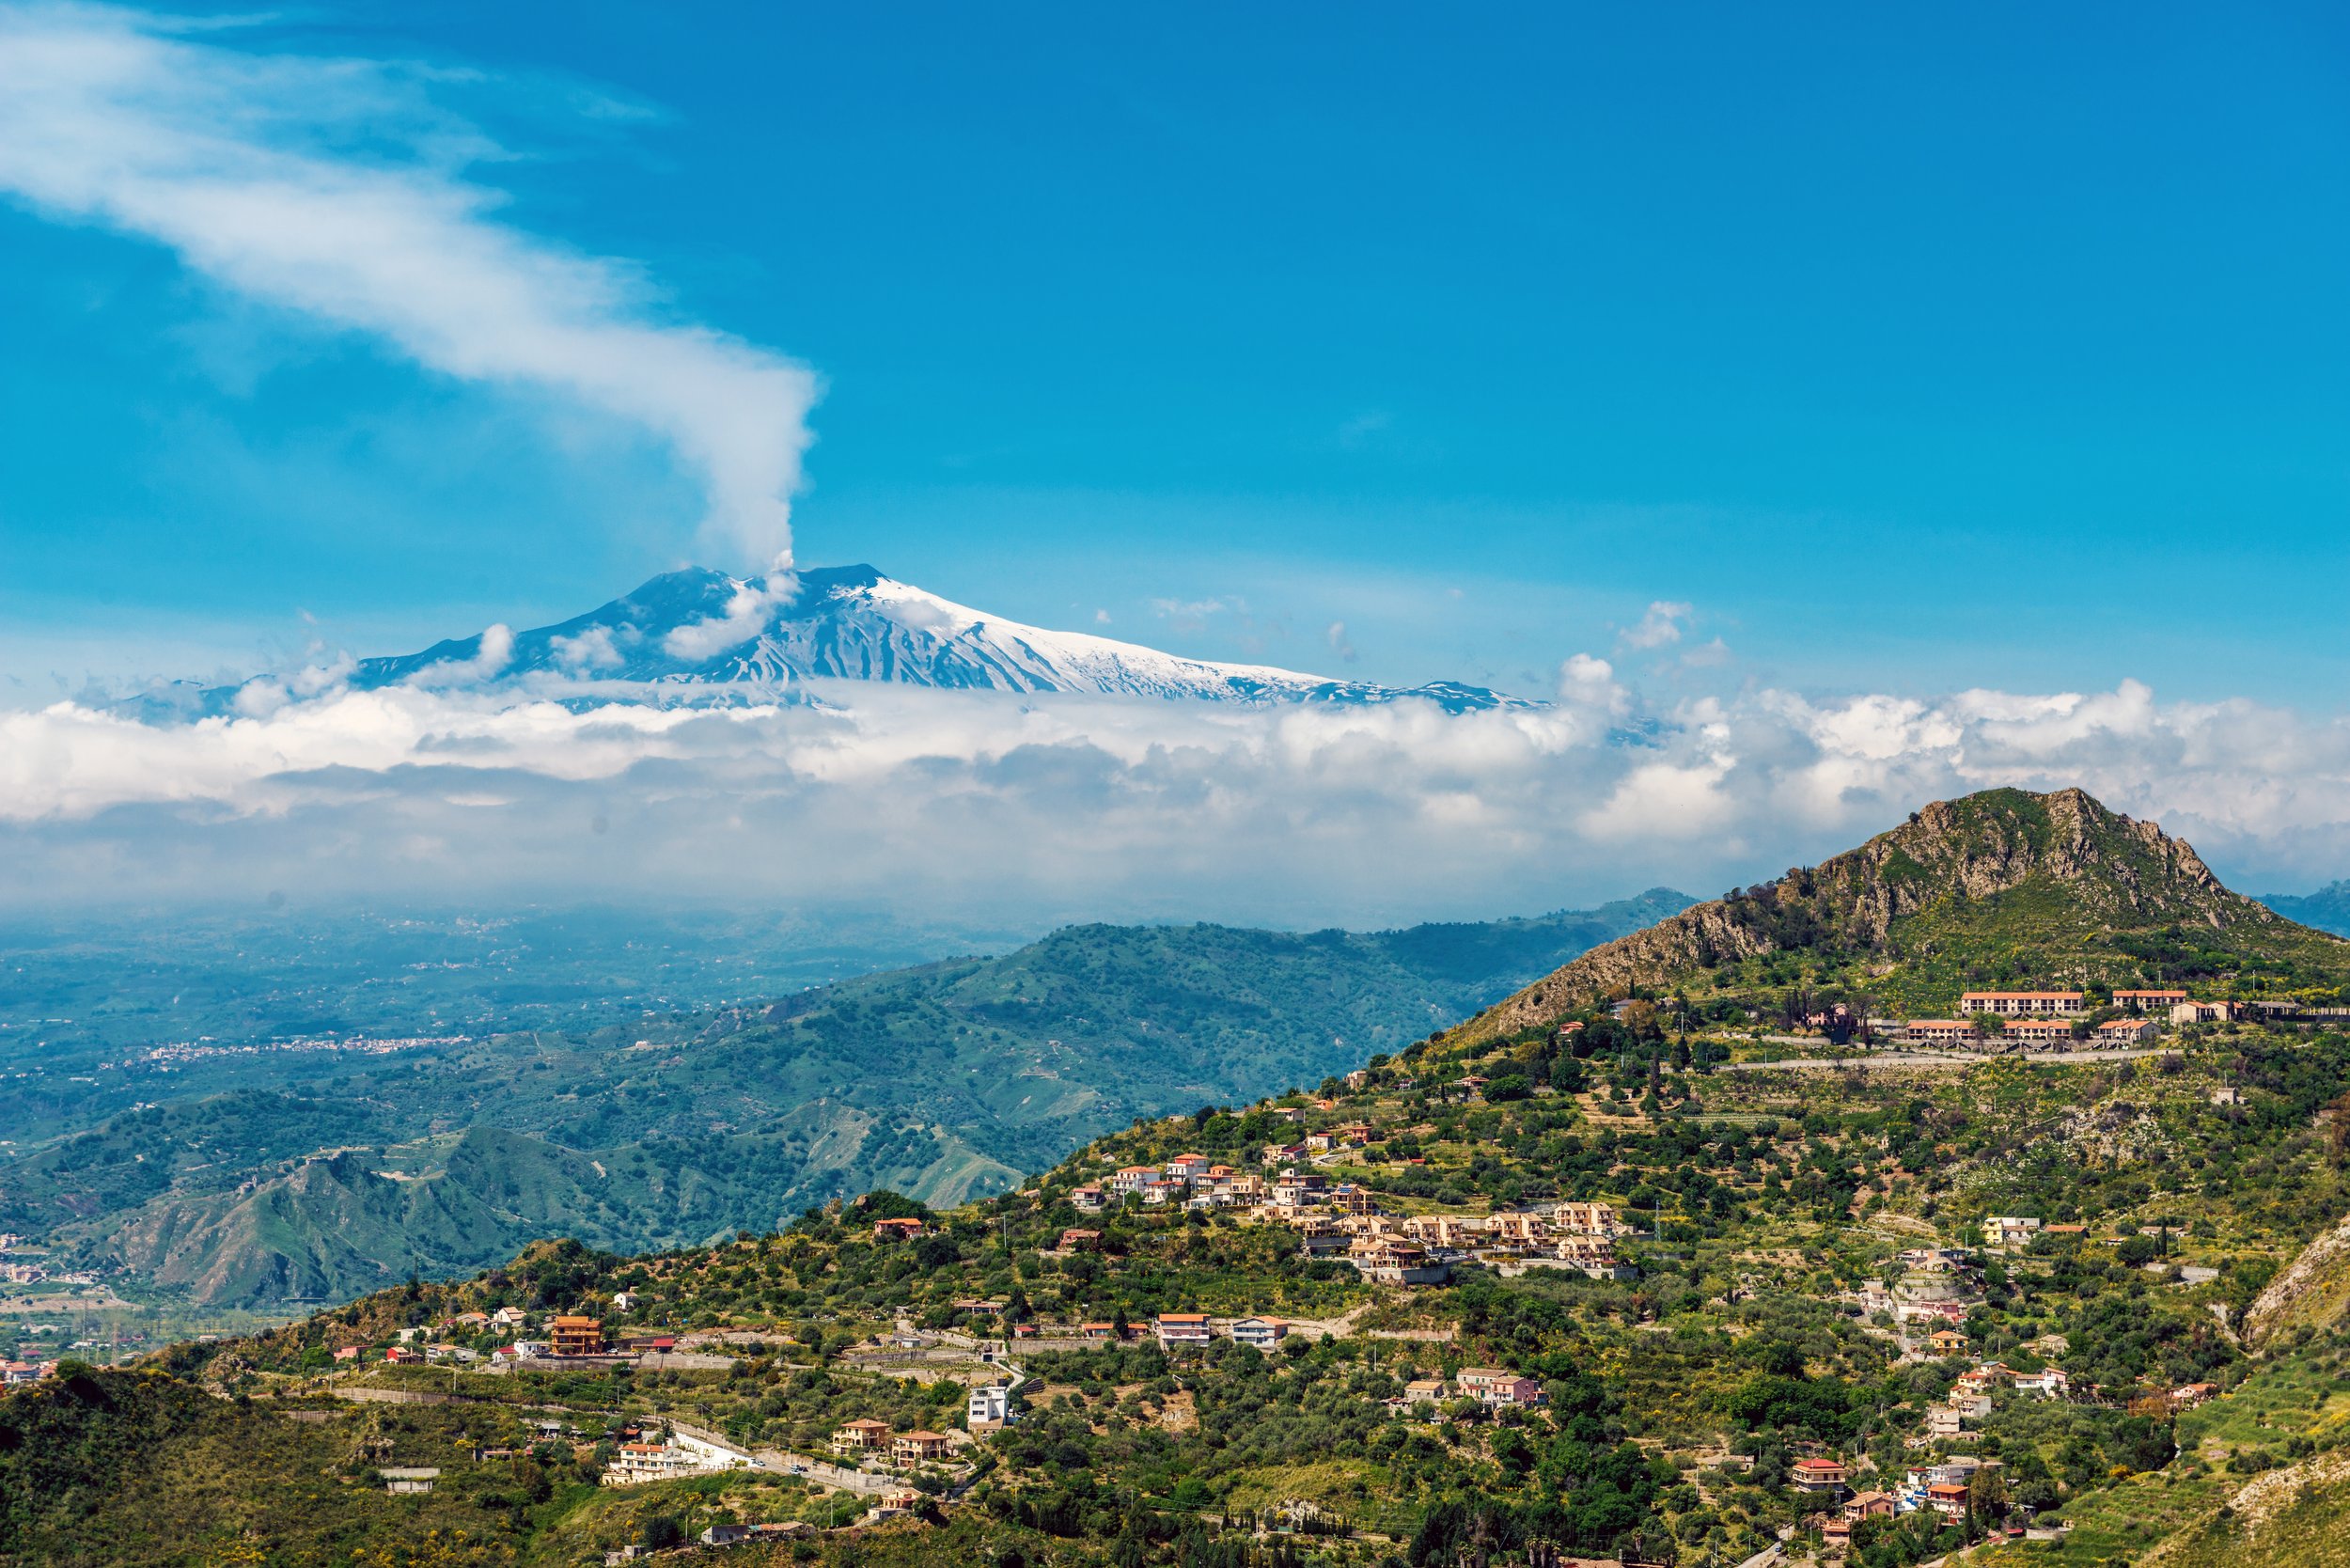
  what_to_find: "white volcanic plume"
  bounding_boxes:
[0,2,819,569]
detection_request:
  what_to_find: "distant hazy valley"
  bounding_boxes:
[0,891,1690,1309]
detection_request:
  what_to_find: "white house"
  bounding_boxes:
[967,1383,1015,1425]
[1229,1316,1287,1349]
[603,1443,694,1486]
[1166,1153,1214,1184]
[1154,1313,1213,1347]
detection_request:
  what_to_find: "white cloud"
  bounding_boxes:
[1556,653,1628,718]
[0,2,820,568]
[1324,621,1358,664]
[551,624,624,672]
[407,623,513,686]
[1620,600,1695,651]
[1150,596,1242,634]
[6,674,2350,923]
[663,575,792,661]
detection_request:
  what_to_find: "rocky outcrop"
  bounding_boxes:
[1454,786,2321,1045]
[2142,1445,2350,1565]
[2245,1209,2350,1350]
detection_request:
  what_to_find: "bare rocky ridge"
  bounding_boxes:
[1454,786,2339,1045]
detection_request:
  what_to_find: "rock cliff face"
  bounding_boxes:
[2245,1208,2350,1351]
[1456,787,2330,1044]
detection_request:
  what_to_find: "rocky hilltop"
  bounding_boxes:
[1458,786,2350,1042]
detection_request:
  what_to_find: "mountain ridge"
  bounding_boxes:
[1455,786,2350,1043]
[126,563,1539,719]
[2260,880,2350,938]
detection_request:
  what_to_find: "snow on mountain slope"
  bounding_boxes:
[143,565,1536,719]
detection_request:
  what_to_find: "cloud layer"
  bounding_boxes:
[6,673,2347,922]
[0,2,819,567]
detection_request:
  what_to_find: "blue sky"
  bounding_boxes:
[2,3,2345,702]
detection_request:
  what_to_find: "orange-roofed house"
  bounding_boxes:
[832,1419,891,1454]
[1791,1457,1848,1493]
[893,1430,950,1465]
[551,1315,603,1356]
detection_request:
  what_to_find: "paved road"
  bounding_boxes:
[752,1449,905,1495]
[315,1381,958,1499]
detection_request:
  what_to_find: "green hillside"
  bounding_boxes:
[1459,788,2350,1044]
[8,892,1689,1308]
[21,797,2350,1566]
[39,980,2348,1568]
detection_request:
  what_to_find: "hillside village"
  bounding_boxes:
[11,982,2326,1568]
[8,791,2350,1568]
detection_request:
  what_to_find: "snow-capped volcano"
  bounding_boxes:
[139,566,1535,718]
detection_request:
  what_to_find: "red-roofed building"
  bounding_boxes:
[1791,1457,1849,1494]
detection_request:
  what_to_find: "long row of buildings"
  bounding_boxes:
[1887,987,2310,1048]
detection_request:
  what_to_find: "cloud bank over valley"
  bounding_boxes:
[7,670,2347,924]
